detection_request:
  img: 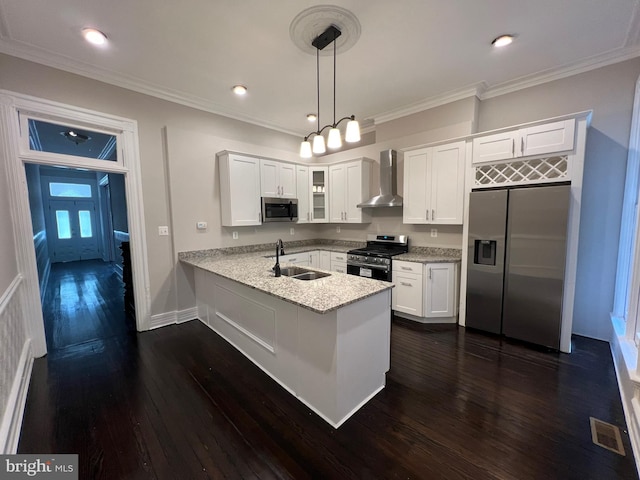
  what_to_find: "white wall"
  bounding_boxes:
[478,57,640,340]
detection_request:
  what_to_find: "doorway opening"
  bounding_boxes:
[0,89,151,358]
[25,163,134,353]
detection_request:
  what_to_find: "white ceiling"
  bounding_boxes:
[1,0,640,137]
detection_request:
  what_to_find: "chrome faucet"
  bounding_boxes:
[274,239,285,277]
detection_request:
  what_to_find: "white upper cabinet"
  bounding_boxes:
[296,165,310,224]
[260,159,296,198]
[403,141,465,225]
[472,119,575,164]
[520,119,575,157]
[430,142,466,224]
[403,148,430,224]
[472,131,518,164]
[309,166,329,223]
[219,152,261,226]
[329,163,345,223]
[329,159,371,224]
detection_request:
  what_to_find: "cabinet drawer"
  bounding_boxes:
[332,262,347,274]
[393,260,423,275]
[330,252,347,262]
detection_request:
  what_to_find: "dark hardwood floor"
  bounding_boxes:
[19,262,637,479]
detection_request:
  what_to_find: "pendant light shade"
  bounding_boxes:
[300,140,312,158]
[312,134,326,154]
[345,118,361,143]
[327,127,342,149]
[299,25,359,158]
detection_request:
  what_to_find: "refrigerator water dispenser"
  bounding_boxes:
[474,240,496,266]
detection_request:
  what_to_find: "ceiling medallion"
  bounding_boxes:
[289,5,361,56]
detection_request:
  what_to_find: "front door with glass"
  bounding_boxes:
[45,180,101,263]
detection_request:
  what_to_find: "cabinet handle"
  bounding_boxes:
[432,209,435,221]
[426,210,429,220]
[400,282,412,287]
[428,268,432,279]
[521,137,524,155]
[401,266,411,271]
[311,212,313,221]
[512,138,515,156]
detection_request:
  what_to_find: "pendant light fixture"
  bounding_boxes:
[299,25,360,158]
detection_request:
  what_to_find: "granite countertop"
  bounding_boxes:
[178,240,462,313]
[395,247,462,264]
[179,242,390,314]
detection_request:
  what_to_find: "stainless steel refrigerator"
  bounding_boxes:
[466,184,570,349]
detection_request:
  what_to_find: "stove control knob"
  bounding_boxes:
[384,259,390,265]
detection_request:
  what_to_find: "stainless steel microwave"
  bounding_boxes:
[261,197,298,222]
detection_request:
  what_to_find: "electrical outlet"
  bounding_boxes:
[290,227,295,235]
[232,231,239,240]
[430,228,438,238]
[158,226,169,236]
[196,221,208,230]
[336,226,341,233]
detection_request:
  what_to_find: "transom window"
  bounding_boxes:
[28,119,118,161]
[49,182,92,198]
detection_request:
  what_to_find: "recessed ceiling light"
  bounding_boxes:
[61,130,90,145]
[307,113,317,122]
[492,34,515,48]
[232,85,247,96]
[82,28,107,46]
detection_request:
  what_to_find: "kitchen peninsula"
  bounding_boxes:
[179,243,394,428]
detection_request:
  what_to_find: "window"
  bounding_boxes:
[49,182,92,198]
[28,119,118,161]
[78,211,92,238]
[55,211,71,239]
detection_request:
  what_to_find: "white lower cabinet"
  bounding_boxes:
[392,260,458,322]
[425,263,457,318]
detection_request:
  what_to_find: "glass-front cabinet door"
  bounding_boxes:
[309,167,328,223]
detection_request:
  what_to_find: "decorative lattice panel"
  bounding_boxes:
[474,155,569,187]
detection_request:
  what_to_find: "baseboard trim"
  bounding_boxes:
[610,318,640,477]
[149,307,198,330]
[394,311,457,324]
[177,307,197,324]
[0,339,33,454]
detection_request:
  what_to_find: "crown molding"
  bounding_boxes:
[373,84,486,125]
[480,45,640,100]
[0,39,302,138]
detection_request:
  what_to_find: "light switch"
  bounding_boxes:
[158,226,169,236]
[290,228,295,235]
[430,228,438,238]
[196,221,208,230]
[232,231,239,240]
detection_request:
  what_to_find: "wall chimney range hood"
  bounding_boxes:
[357,149,403,208]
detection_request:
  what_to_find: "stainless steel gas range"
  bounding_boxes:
[347,234,409,282]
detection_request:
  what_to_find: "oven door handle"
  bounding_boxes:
[347,261,390,272]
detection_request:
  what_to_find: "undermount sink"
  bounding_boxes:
[279,266,331,281]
